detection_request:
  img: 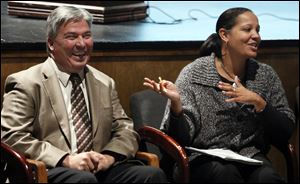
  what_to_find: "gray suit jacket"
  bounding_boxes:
[1,57,139,168]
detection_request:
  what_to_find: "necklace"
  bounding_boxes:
[219,60,236,82]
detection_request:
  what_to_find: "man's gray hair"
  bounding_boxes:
[46,6,93,52]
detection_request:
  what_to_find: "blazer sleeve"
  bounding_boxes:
[1,71,69,168]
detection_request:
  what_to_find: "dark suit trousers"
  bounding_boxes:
[48,160,168,183]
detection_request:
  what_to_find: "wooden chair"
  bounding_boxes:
[130,89,299,183]
[268,85,299,183]
[284,143,298,182]
[137,126,189,183]
[130,89,189,183]
[1,142,160,183]
[1,142,47,183]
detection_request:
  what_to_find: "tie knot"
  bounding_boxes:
[70,73,82,85]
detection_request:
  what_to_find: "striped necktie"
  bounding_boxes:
[70,73,92,153]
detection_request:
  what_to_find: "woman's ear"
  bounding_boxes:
[218,28,229,43]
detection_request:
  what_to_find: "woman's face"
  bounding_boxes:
[226,12,261,59]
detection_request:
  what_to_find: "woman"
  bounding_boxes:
[143,7,295,183]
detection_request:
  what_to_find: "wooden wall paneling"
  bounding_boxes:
[1,48,198,114]
[1,46,298,115]
[88,48,198,114]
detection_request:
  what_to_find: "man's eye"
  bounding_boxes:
[84,34,91,39]
[66,35,76,40]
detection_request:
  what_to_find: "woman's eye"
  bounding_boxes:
[243,28,251,32]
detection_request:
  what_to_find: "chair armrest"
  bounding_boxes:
[137,126,189,183]
[135,151,159,168]
[1,142,33,183]
[286,143,299,183]
[275,142,299,182]
[26,159,48,183]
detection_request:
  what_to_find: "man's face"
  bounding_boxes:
[48,19,93,73]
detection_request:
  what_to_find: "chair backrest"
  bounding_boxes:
[296,86,299,112]
[1,142,33,183]
[130,89,168,130]
[130,89,182,181]
[130,89,168,159]
[263,86,299,183]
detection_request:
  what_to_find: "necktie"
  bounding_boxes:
[70,73,92,153]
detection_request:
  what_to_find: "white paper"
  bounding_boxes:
[185,146,263,165]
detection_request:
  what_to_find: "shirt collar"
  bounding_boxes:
[48,58,85,87]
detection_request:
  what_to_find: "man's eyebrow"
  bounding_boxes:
[64,32,77,36]
[64,31,91,36]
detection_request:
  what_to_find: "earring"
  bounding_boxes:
[222,41,228,56]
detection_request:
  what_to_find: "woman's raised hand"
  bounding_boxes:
[143,77,182,115]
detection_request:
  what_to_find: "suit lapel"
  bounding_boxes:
[41,58,71,146]
[85,69,102,138]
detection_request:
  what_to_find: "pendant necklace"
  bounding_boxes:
[219,60,236,82]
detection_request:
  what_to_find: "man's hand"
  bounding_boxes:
[62,151,115,173]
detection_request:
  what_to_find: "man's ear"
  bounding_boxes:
[218,28,229,43]
[47,38,54,51]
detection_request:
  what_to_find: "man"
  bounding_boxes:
[1,6,167,183]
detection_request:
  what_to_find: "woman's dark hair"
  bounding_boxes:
[199,7,253,58]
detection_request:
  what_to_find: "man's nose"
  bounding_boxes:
[76,36,85,47]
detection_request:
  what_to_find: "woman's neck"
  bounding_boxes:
[215,56,246,82]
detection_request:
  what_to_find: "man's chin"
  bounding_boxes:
[70,62,87,72]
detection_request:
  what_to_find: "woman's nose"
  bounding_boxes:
[252,30,260,40]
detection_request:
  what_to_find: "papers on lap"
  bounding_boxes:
[185,146,263,165]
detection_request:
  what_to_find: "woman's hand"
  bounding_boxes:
[217,76,266,112]
[143,77,178,100]
[143,77,182,115]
